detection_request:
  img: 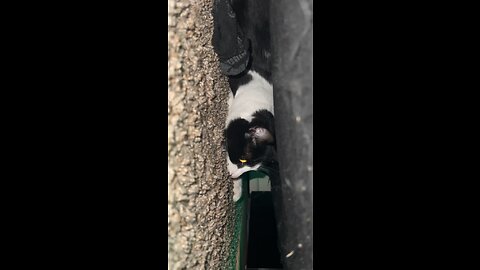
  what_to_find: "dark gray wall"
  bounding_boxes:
[270,0,313,269]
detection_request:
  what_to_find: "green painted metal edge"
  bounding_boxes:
[226,172,249,270]
[226,170,269,270]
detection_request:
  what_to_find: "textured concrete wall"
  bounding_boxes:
[168,0,235,269]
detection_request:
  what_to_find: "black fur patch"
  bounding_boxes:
[214,0,272,93]
[225,118,250,163]
[228,72,252,96]
[225,109,276,167]
[230,0,272,82]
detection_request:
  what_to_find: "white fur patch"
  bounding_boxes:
[233,179,242,202]
[225,71,274,124]
[227,157,261,178]
[227,158,238,176]
[231,163,261,179]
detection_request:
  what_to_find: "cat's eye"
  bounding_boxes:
[239,159,247,163]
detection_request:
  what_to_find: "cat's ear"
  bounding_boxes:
[249,127,274,144]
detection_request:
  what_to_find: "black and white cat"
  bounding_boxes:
[213,0,276,201]
[226,71,276,201]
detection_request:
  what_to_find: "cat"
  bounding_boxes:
[225,72,276,201]
[213,0,276,201]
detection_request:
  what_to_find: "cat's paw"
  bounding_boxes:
[233,179,242,202]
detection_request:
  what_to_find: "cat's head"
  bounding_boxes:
[225,118,276,178]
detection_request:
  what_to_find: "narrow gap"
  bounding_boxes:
[246,173,283,269]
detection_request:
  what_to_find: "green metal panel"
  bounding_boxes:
[227,171,270,270]
[227,173,249,270]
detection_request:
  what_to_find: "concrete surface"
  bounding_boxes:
[270,0,313,269]
[168,0,235,269]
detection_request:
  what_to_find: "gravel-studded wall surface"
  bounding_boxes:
[168,0,234,269]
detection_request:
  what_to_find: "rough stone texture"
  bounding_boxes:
[168,0,235,269]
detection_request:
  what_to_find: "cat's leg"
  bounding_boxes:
[227,156,242,202]
[232,178,242,202]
